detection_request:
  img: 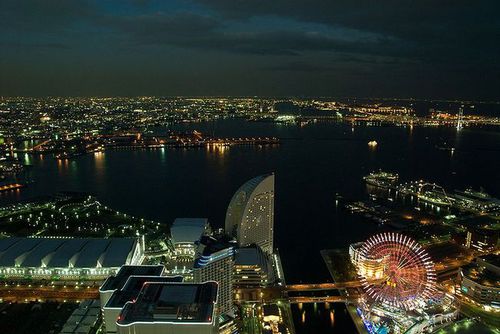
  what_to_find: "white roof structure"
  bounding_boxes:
[0,237,139,269]
[170,218,209,244]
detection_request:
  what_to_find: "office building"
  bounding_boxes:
[218,314,240,334]
[233,246,274,288]
[116,281,219,334]
[349,241,387,279]
[225,174,274,254]
[193,236,235,315]
[99,265,165,307]
[99,265,184,333]
[459,254,500,311]
[464,228,499,252]
[348,242,364,266]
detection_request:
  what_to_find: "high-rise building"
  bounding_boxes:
[459,254,500,311]
[116,281,219,334]
[233,246,275,288]
[225,174,274,254]
[193,236,235,316]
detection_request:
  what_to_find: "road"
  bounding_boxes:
[0,285,99,302]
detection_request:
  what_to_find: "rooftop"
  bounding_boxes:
[193,236,234,268]
[60,300,101,334]
[106,275,183,308]
[479,254,500,268]
[72,239,110,268]
[171,218,209,244]
[235,174,273,196]
[0,237,139,269]
[235,245,268,268]
[462,262,500,288]
[262,304,280,316]
[100,265,165,292]
[117,281,218,325]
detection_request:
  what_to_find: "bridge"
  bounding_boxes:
[285,280,363,292]
[205,137,280,146]
[234,280,364,304]
[289,296,347,304]
[235,265,461,304]
[288,294,362,304]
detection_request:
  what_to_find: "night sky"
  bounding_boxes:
[1,0,499,99]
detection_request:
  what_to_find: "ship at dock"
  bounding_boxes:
[453,188,500,215]
[397,180,453,207]
[417,188,453,207]
[363,171,399,189]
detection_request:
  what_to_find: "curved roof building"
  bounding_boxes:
[225,174,274,254]
[0,237,143,280]
[170,218,210,245]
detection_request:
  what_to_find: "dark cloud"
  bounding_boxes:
[0,0,97,32]
[0,0,499,98]
[193,0,500,63]
[104,12,406,58]
[0,41,70,49]
[265,61,334,73]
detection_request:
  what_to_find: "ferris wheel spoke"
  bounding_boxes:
[359,233,437,310]
[398,275,419,292]
[399,266,421,280]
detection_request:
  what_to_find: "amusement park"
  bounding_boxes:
[349,233,459,334]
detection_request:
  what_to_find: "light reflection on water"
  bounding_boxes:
[292,302,355,334]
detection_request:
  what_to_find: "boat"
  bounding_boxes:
[417,190,452,207]
[459,188,493,201]
[452,187,500,213]
[363,171,399,189]
[55,151,85,160]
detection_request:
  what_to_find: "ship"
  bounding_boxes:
[452,187,500,213]
[417,190,452,207]
[55,151,85,160]
[457,188,494,201]
[363,171,399,189]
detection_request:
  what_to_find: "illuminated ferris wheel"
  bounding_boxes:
[358,233,436,310]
